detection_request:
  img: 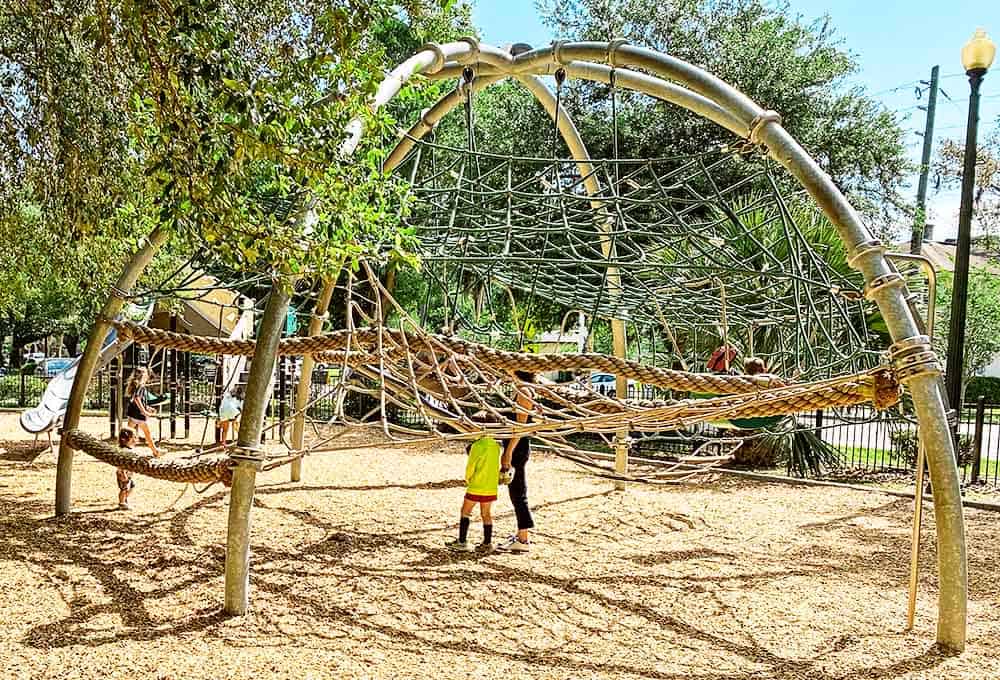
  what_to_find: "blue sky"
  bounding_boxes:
[471,0,1000,240]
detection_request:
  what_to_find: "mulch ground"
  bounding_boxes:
[1,413,1000,679]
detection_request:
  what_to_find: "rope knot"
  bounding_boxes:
[870,368,902,410]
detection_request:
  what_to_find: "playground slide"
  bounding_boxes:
[19,305,152,435]
[220,302,254,396]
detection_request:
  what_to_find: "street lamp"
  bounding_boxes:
[945,28,996,427]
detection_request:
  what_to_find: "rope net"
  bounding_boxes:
[395,139,880,380]
[75,94,904,483]
[95,258,900,484]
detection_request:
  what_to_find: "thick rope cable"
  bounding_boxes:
[63,429,233,485]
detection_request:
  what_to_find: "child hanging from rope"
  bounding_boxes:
[446,430,502,553]
[116,427,138,510]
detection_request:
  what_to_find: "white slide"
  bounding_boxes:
[220,300,254,396]
[20,305,152,435]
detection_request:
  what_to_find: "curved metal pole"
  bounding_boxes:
[428,61,747,138]
[370,37,968,650]
[55,227,170,515]
[225,282,290,615]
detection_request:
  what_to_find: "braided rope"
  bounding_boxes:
[111,320,790,395]
[63,429,233,485]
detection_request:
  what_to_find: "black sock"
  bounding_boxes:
[458,516,470,542]
[483,524,493,545]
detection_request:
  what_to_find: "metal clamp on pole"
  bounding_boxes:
[846,238,885,270]
[889,335,942,383]
[864,272,906,300]
[229,446,265,470]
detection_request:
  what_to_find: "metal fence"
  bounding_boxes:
[813,396,1000,485]
[0,370,113,410]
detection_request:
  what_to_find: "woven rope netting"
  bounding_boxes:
[396,138,880,380]
[88,254,899,485]
[67,93,903,484]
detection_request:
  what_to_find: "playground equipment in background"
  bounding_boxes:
[19,303,153,445]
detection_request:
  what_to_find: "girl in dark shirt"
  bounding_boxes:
[125,368,162,457]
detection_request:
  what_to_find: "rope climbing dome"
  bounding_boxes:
[51,38,967,650]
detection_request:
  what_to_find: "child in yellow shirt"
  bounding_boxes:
[446,435,502,552]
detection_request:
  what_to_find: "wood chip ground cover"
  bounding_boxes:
[1,414,999,679]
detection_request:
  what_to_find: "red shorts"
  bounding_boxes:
[464,493,497,503]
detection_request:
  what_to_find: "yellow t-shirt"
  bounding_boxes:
[465,437,501,496]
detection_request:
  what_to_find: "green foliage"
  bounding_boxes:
[934,268,1000,401]
[966,376,1000,405]
[889,429,973,468]
[536,0,910,231]
[737,421,841,477]
[1,1,473,351]
[935,120,1000,246]
[1,1,464,286]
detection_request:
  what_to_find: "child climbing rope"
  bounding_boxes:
[125,367,163,457]
[446,432,502,553]
[116,427,138,510]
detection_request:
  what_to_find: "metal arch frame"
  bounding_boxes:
[52,36,966,650]
[365,38,966,650]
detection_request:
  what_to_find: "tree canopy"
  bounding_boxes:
[935,267,1000,401]
[935,115,1000,250]
[530,0,910,232]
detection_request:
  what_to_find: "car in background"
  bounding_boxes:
[589,372,637,397]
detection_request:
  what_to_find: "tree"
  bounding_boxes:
[1,1,453,288]
[529,0,910,233]
[935,117,1000,251]
[935,267,1000,402]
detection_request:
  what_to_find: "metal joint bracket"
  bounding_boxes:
[889,335,942,383]
[864,272,906,300]
[419,43,446,74]
[607,39,629,66]
[748,110,782,145]
[456,36,480,63]
[551,40,567,65]
[458,68,476,98]
[846,239,885,269]
[230,453,265,470]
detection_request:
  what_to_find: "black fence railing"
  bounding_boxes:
[812,396,1000,486]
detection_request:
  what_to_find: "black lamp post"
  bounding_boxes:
[945,28,996,426]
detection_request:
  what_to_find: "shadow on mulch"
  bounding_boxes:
[0,481,959,680]
[0,438,53,462]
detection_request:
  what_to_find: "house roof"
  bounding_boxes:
[893,240,1000,275]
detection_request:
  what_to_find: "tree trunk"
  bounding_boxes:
[10,331,23,368]
[379,263,397,323]
[63,331,80,357]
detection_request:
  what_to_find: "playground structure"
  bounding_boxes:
[49,39,967,651]
[19,271,252,445]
